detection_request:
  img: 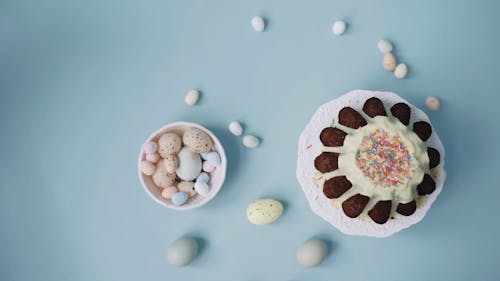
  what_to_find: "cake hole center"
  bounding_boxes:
[356,128,414,187]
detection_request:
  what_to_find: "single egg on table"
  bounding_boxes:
[167,237,198,267]
[228,121,243,136]
[243,135,260,148]
[246,198,284,225]
[297,239,328,268]
[185,89,200,106]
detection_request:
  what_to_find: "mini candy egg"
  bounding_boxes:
[377,39,393,53]
[246,198,284,225]
[332,20,346,36]
[171,192,189,206]
[158,133,182,157]
[228,121,243,136]
[194,181,209,196]
[426,96,440,111]
[196,172,209,183]
[251,16,265,32]
[394,63,408,79]
[167,237,198,267]
[140,160,156,176]
[185,89,200,106]
[176,147,202,181]
[202,161,215,173]
[297,239,328,268]
[152,161,176,188]
[177,181,197,197]
[142,141,158,154]
[163,155,179,174]
[146,152,160,163]
[183,127,213,153]
[243,135,260,148]
[161,186,178,199]
[200,151,221,166]
[383,53,397,71]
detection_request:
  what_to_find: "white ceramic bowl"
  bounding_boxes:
[138,121,227,210]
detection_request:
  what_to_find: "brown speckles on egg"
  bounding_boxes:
[183,128,213,153]
[158,133,182,157]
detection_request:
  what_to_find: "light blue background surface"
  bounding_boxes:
[1,0,499,280]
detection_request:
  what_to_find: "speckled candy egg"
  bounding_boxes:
[183,128,213,153]
[177,181,196,197]
[158,133,182,157]
[297,239,328,268]
[163,155,179,174]
[152,161,176,188]
[176,147,202,181]
[167,237,198,267]
[246,198,284,225]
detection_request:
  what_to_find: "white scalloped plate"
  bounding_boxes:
[296,90,446,237]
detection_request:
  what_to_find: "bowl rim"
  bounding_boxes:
[138,121,227,210]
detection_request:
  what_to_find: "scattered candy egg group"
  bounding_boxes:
[332,20,346,36]
[167,237,198,267]
[185,89,200,106]
[426,96,440,111]
[377,39,409,79]
[297,239,328,267]
[251,16,265,32]
[246,198,284,225]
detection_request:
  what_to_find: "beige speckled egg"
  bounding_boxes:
[161,186,178,199]
[177,181,197,197]
[163,155,179,174]
[246,199,284,225]
[140,160,156,176]
[152,161,176,188]
[383,53,397,71]
[182,128,213,153]
[158,133,182,157]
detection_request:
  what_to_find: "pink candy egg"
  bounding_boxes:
[142,141,158,154]
[202,161,215,173]
[146,152,160,163]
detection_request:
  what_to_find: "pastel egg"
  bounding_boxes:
[426,96,440,111]
[176,147,202,181]
[145,152,160,163]
[177,181,197,197]
[383,53,397,71]
[140,160,156,176]
[194,181,209,196]
[185,89,200,106]
[196,172,209,183]
[243,135,260,148]
[161,186,178,199]
[152,161,176,188]
[202,161,215,173]
[167,237,198,267]
[297,239,328,267]
[332,20,346,36]
[171,192,189,206]
[142,141,158,154]
[246,198,284,225]
[183,127,213,153]
[394,63,408,79]
[251,16,265,32]
[377,39,393,53]
[200,151,221,166]
[163,155,179,174]
[228,121,243,136]
[158,133,182,157]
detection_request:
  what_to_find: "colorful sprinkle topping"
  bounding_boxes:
[356,128,414,187]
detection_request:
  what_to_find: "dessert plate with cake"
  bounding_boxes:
[297,90,446,237]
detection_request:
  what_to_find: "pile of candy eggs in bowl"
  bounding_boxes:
[138,122,227,210]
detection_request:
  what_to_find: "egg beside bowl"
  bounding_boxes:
[138,122,227,210]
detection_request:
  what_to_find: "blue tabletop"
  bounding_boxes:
[1,0,499,280]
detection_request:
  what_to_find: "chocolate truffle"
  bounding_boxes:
[363,97,387,117]
[320,127,347,147]
[323,176,352,199]
[338,107,367,129]
[413,121,432,141]
[314,152,339,173]
[396,200,417,216]
[342,194,370,218]
[390,103,411,125]
[368,200,392,224]
[417,174,436,195]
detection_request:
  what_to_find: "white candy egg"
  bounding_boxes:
[158,133,182,157]
[185,89,200,106]
[383,53,397,71]
[152,161,176,188]
[332,20,346,36]
[394,63,408,79]
[228,121,243,136]
[183,127,213,153]
[377,39,393,53]
[251,16,265,32]
[163,155,179,174]
[200,151,221,166]
[167,237,198,267]
[426,96,440,111]
[243,135,260,148]
[297,239,328,267]
[178,181,197,197]
[246,198,284,225]
[140,160,156,176]
[176,147,202,181]
[194,181,210,196]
